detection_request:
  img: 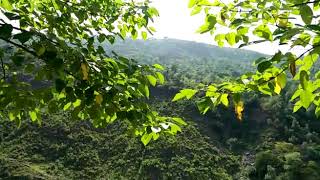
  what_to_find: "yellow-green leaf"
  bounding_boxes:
[1,0,13,11]
[81,63,89,80]
[141,31,147,40]
[73,99,81,107]
[28,111,37,122]
[141,133,153,146]
[235,101,244,121]
[221,94,229,107]
[156,72,165,84]
[274,73,286,94]
[153,64,164,70]
[300,90,314,109]
[63,102,72,111]
[147,75,157,86]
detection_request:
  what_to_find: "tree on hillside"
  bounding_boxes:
[2,0,320,145]
[174,0,320,121]
[0,0,186,145]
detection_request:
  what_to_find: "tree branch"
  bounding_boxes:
[0,37,38,57]
[291,0,320,7]
[0,22,60,46]
[257,45,318,87]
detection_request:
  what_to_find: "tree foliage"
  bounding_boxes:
[174,0,320,120]
[0,0,187,145]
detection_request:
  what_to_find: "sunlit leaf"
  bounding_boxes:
[300,70,309,90]
[147,75,157,86]
[28,111,37,122]
[220,94,229,107]
[235,101,244,121]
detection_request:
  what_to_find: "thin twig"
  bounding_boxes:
[0,57,5,80]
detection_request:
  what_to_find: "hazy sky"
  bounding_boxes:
[150,0,299,55]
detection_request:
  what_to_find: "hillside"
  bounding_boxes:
[107,38,266,87]
[1,39,320,179]
[108,38,265,64]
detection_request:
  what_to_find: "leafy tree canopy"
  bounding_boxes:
[175,0,320,120]
[0,0,186,145]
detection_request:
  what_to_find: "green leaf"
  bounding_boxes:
[172,92,185,102]
[257,61,272,73]
[141,133,153,146]
[300,70,309,90]
[270,51,282,62]
[220,94,229,107]
[197,98,211,114]
[276,73,287,88]
[300,5,313,24]
[147,75,157,86]
[153,64,164,70]
[231,19,246,28]
[36,46,46,56]
[182,89,197,99]
[0,24,13,39]
[8,112,15,121]
[156,72,165,84]
[98,34,106,43]
[291,89,302,101]
[190,6,202,15]
[253,25,273,40]
[292,33,311,47]
[237,26,249,35]
[274,73,286,94]
[172,117,187,125]
[225,32,236,46]
[145,85,150,98]
[306,25,320,32]
[172,89,198,101]
[13,32,33,44]
[215,34,225,47]
[141,31,147,40]
[300,90,314,109]
[4,12,20,20]
[63,102,72,111]
[73,99,81,108]
[28,111,37,122]
[293,101,302,113]
[170,123,181,134]
[106,35,115,44]
[197,15,216,34]
[0,0,13,11]
[188,0,197,8]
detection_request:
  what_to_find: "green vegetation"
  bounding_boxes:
[2,39,320,179]
[2,0,320,179]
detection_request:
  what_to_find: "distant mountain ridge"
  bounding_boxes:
[108,38,267,63]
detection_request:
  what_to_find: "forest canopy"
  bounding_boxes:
[1,0,320,145]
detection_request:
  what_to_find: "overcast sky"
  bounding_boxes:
[150,0,302,55]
